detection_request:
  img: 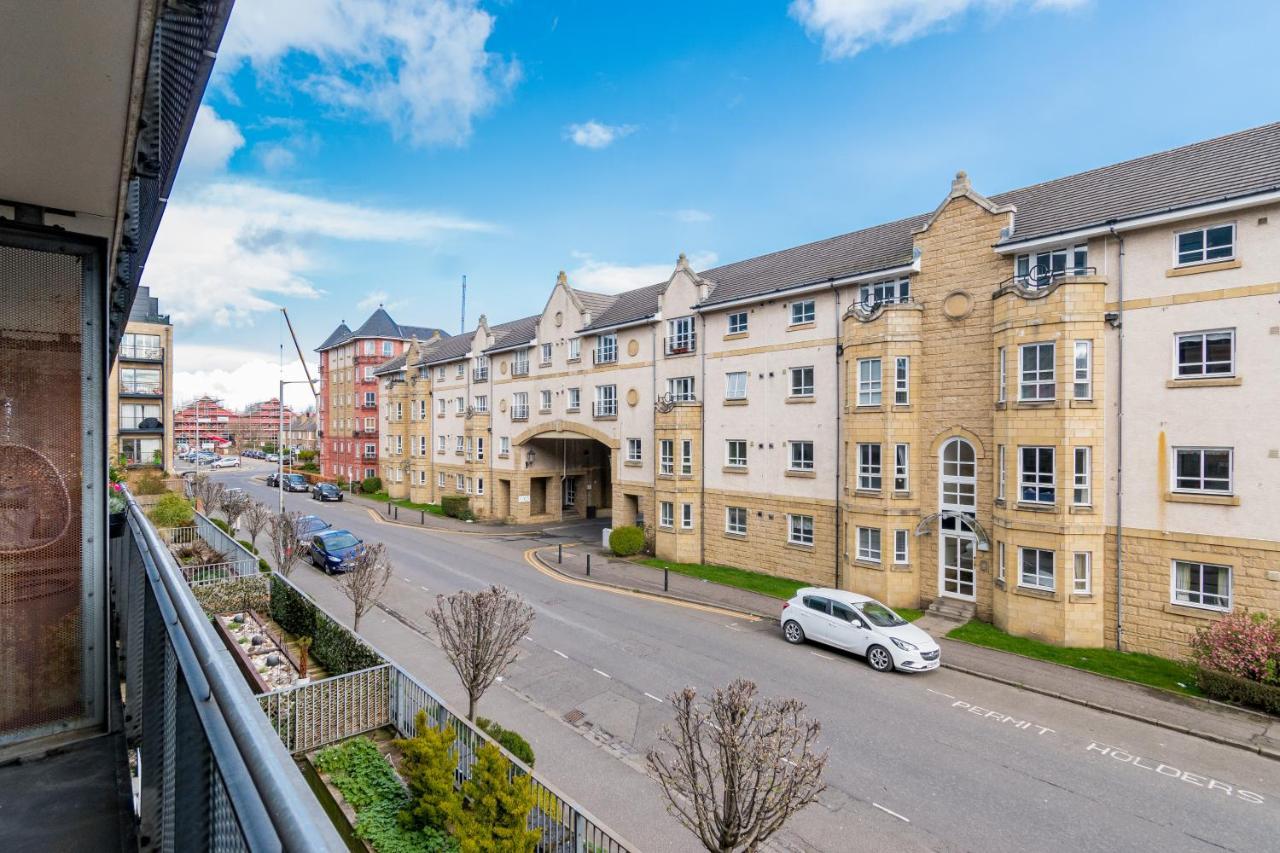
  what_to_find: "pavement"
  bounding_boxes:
[213,460,1280,853]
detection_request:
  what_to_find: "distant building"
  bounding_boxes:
[286,413,319,451]
[238,398,293,447]
[107,287,174,472]
[172,396,236,447]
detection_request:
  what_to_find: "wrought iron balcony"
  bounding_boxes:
[664,332,696,356]
[512,361,530,377]
[472,367,489,382]
[592,347,617,365]
[1001,265,1098,292]
[511,404,530,421]
[593,400,618,418]
[120,381,163,396]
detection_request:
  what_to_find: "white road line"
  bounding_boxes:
[419,586,430,592]
[553,649,569,659]
[926,688,956,699]
[873,803,910,823]
[593,668,612,679]
[524,635,534,642]
[643,692,664,703]
[402,577,411,583]
[723,623,742,631]
[810,651,834,661]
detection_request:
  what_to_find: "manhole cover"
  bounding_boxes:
[562,709,586,725]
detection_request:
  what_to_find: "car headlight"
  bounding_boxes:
[890,637,918,652]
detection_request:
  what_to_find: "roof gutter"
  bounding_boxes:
[573,316,658,336]
[483,341,535,356]
[690,258,920,314]
[995,187,1280,254]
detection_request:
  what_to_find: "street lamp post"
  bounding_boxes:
[278,379,310,512]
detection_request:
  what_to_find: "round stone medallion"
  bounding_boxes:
[627,338,640,357]
[942,290,973,320]
[626,388,639,407]
[499,360,508,375]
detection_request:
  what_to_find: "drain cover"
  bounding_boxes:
[562,709,586,724]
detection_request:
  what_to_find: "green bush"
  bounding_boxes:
[237,539,259,555]
[441,495,470,519]
[133,472,167,495]
[608,526,644,557]
[397,710,459,832]
[362,476,384,494]
[475,718,534,768]
[269,574,384,674]
[212,517,232,534]
[297,449,317,462]
[1197,667,1280,715]
[315,737,456,853]
[447,743,539,853]
[258,558,271,573]
[337,477,349,490]
[147,493,194,528]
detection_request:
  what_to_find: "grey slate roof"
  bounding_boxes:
[422,331,474,365]
[993,121,1280,244]
[351,307,447,342]
[371,354,407,376]
[578,282,668,333]
[574,289,617,317]
[315,322,352,351]
[483,315,540,353]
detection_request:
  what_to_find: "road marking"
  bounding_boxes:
[553,649,569,659]
[1085,743,1265,804]
[592,668,612,679]
[873,803,910,823]
[521,548,760,621]
[948,700,1056,735]
[723,623,743,631]
[643,692,664,703]
[402,577,411,583]
[419,586,430,592]
[810,651,834,661]
[926,688,956,699]
[524,635,534,641]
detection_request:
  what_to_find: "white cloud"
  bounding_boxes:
[565,120,636,149]
[174,345,320,411]
[672,208,712,223]
[145,181,494,326]
[567,250,719,295]
[357,290,395,311]
[183,105,245,173]
[219,0,520,146]
[789,0,1088,59]
[255,143,297,172]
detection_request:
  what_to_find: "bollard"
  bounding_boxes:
[394,506,399,520]
[586,554,591,576]
[558,544,563,564]
[664,568,669,591]
[420,510,425,524]
[387,500,392,515]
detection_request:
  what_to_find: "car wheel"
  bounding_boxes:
[866,644,894,673]
[782,620,805,644]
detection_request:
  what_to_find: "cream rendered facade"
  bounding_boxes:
[376,129,1280,659]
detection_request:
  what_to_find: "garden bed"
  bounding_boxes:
[214,610,312,693]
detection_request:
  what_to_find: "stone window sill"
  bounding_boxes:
[891,404,913,413]
[786,396,816,404]
[1165,491,1239,506]
[723,332,749,341]
[1166,376,1242,389]
[854,488,881,497]
[723,465,748,474]
[1068,505,1095,515]
[624,460,642,468]
[723,531,747,541]
[994,401,1006,411]
[995,578,1006,590]
[1013,584,1057,601]
[566,407,580,413]
[539,409,552,415]
[1016,501,1058,513]
[1069,399,1096,409]
[566,357,581,364]
[1013,400,1059,409]
[593,415,617,421]
[1165,258,1241,277]
[785,542,815,552]
[1164,602,1227,620]
[853,559,882,569]
[498,453,509,459]
[1069,593,1095,602]
[665,351,696,360]
[724,398,748,406]
[892,490,913,500]
[854,404,884,413]
[787,322,816,332]
[785,469,817,479]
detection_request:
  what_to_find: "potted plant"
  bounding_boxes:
[108,482,127,538]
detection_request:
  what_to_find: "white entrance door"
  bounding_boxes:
[941,533,976,600]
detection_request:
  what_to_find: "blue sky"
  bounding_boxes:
[149,0,1280,408]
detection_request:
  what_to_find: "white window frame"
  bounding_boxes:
[857,443,882,491]
[1172,447,1233,494]
[1073,552,1091,594]
[997,346,1006,403]
[856,527,881,563]
[857,358,882,406]
[727,311,748,335]
[437,435,447,453]
[1174,329,1235,378]
[789,440,814,472]
[668,376,696,402]
[893,443,909,493]
[858,277,910,307]
[455,435,464,453]
[660,439,674,475]
[725,371,748,401]
[436,398,446,416]
[667,316,695,354]
[1171,559,1232,611]
[1015,244,1089,284]
[790,299,816,325]
[438,471,447,488]
[1174,222,1235,267]
[499,436,510,456]
[681,439,693,475]
[997,444,1006,501]
[595,333,617,364]
[725,506,747,536]
[1019,547,1055,591]
[997,542,1006,582]
[1073,447,1091,506]
[789,366,815,398]
[568,337,581,360]
[681,502,694,529]
[787,514,814,546]
[626,438,642,463]
[1019,342,1055,401]
[726,439,747,468]
[893,529,909,565]
[594,384,618,417]
[476,477,485,496]
[540,342,553,365]
[567,387,581,411]
[474,395,488,413]
[455,473,465,490]
[455,396,465,414]
[540,389,552,412]
[1019,446,1056,505]
[894,357,909,405]
[1073,340,1092,400]
[659,501,674,529]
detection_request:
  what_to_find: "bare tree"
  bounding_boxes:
[242,501,271,552]
[219,489,251,534]
[203,481,226,519]
[646,679,827,853]
[336,542,392,633]
[428,586,535,720]
[267,510,302,576]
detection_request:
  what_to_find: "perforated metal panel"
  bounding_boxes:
[0,241,95,741]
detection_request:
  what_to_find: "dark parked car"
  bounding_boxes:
[283,473,310,492]
[265,472,279,487]
[294,515,331,546]
[312,482,343,502]
[308,529,364,574]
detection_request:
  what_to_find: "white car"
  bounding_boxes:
[211,456,241,469]
[780,588,940,673]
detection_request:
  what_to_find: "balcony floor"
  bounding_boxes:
[0,732,135,853]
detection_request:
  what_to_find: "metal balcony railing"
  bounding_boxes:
[119,344,164,361]
[664,332,696,355]
[120,382,163,396]
[592,347,617,365]
[120,415,163,431]
[593,400,618,418]
[511,404,529,421]
[512,361,530,377]
[117,494,342,850]
[1000,265,1098,291]
[472,368,489,382]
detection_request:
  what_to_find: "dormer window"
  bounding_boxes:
[858,278,910,309]
[666,317,695,355]
[1015,244,1088,286]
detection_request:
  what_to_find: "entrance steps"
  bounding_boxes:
[926,597,975,623]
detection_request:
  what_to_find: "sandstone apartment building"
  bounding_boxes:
[371,123,1280,658]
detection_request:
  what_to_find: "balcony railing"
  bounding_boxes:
[593,400,618,418]
[120,382,163,396]
[120,415,163,431]
[119,344,164,361]
[592,348,617,365]
[117,494,342,850]
[1001,265,1098,291]
[664,332,696,356]
[511,404,529,421]
[512,361,530,377]
[472,368,489,382]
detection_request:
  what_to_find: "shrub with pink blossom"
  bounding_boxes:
[1191,610,1280,685]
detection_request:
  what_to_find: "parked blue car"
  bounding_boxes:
[308,529,364,574]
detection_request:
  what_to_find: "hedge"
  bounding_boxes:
[1197,667,1280,715]
[608,526,644,557]
[148,493,194,528]
[269,574,384,675]
[476,717,535,768]
[362,476,383,494]
[440,495,470,519]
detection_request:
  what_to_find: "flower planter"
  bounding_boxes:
[109,511,125,538]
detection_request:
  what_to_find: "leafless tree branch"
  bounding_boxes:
[267,510,302,577]
[242,501,271,551]
[336,541,392,633]
[428,585,535,720]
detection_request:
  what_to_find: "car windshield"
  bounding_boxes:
[297,518,327,533]
[856,601,906,627]
[324,533,360,550]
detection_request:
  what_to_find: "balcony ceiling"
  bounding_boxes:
[0,1,145,220]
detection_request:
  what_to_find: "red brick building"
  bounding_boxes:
[316,308,446,482]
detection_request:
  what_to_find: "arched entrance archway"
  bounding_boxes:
[508,421,616,523]
[938,438,977,600]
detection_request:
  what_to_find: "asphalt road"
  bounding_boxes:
[214,462,1280,852]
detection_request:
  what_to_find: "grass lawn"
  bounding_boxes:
[947,620,1200,696]
[635,558,807,600]
[357,490,444,515]
[894,607,925,623]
